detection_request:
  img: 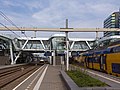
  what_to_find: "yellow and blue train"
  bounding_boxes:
[77,35,120,76]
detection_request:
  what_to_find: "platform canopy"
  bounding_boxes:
[0,27,120,32]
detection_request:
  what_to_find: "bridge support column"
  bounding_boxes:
[53,51,56,66]
[9,41,14,64]
[60,56,63,65]
[49,56,52,64]
[96,31,99,40]
[14,40,28,64]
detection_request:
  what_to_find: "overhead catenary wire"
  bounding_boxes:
[0,11,27,38]
[0,11,20,30]
[0,22,20,37]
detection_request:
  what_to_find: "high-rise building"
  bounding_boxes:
[104,12,120,37]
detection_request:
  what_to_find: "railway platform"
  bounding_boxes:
[3,64,68,90]
[39,65,68,90]
[0,63,27,69]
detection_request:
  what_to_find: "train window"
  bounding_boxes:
[94,57,99,63]
[115,47,120,52]
[88,57,94,63]
[102,56,106,64]
[112,63,120,74]
[112,46,120,53]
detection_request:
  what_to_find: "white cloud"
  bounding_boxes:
[32,0,119,28]
[1,1,24,8]
[22,1,47,11]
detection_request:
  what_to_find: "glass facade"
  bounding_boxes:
[72,41,89,50]
[50,37,66,50]
[48,36,66,56]
[104,12,120,37]
[48,34,94,53]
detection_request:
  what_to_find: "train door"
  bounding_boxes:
[85,56,89,68]
[100,54,106,71]
[91,56,94,69]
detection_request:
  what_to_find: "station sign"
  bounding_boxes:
[44,51,52,56]
[71,51,81,56]
[57,53,65,56]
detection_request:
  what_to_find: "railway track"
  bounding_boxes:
[0,65,29,77]
[12,64,48,90]
[0,64,41,89]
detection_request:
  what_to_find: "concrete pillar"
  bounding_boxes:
[49,56,52,64]
[9,41,14,64]
[60,56,63,65]
[34,31,36,38]
[53,51,56,66]
[96,31,99,40]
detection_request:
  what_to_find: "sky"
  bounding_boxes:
[0,0,120,38]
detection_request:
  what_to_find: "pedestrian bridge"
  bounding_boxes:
[0,33,94,65]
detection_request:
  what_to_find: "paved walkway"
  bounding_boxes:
[39,65,68,90]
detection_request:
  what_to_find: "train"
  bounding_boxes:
[29,53,49,65]
[75,35,120,76]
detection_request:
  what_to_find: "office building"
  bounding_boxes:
[104,12,120,37]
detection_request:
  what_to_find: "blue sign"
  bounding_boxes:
[71,51,80,56]
[57,53,65,56]
[44,51,52,56]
